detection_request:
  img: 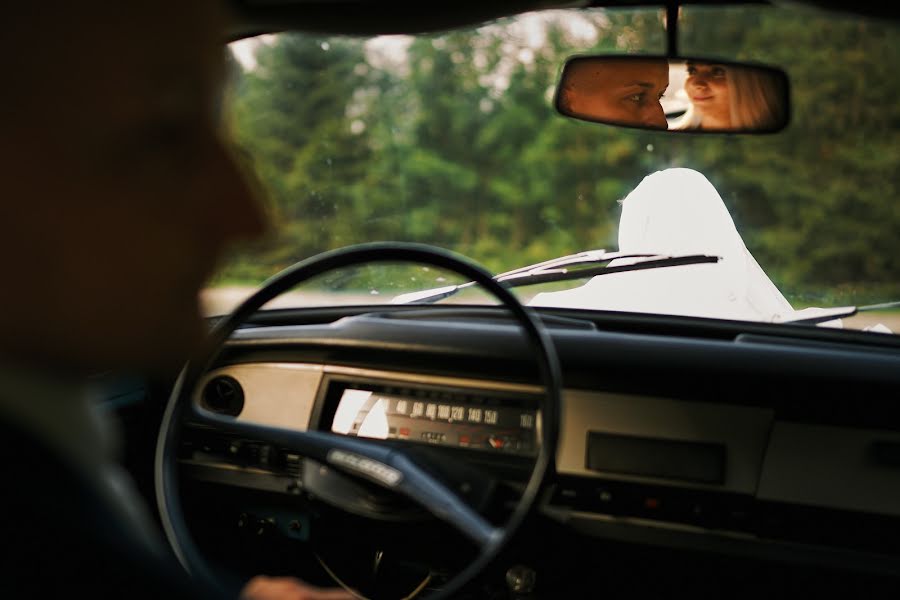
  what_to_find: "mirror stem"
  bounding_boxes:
[666,1,679,58]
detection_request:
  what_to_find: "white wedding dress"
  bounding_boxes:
[530,168,860,328]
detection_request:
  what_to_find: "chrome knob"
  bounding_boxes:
[506,565,536,595]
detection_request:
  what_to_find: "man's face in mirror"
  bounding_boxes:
[0,0,266,372]
[558,58,669,129]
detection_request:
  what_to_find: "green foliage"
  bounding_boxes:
[216,6,900,306]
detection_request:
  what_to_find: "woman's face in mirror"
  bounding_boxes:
[685,63,730,127]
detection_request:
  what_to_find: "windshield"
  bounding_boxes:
[210,5,900,335]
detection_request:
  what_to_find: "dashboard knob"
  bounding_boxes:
[506,565,536,595]
[255,517,277,537]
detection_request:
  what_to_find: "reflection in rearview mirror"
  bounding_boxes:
[555,56,790,133]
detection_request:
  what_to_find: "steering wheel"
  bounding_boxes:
[155,242,561,599]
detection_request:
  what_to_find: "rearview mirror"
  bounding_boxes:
[555,56,790,134]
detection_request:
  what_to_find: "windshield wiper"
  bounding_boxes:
[781,300,900,325]
[858,300,900,312]
[392,249,721,305]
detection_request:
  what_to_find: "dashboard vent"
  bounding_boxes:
[202,375,245,417]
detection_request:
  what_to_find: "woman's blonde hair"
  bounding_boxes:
[728,67,785,130]
[670,64,785,131]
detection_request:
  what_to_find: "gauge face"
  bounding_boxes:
[330,386,538,456]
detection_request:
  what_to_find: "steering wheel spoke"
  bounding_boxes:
[191,406,502,546]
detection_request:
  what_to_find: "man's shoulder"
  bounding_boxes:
[0,418,223,600]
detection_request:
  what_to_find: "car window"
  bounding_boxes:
[211,5,900,335]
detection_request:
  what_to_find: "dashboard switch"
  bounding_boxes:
[258,444,278,467]
[644,497,661,510]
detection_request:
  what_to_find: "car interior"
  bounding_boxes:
[82,1,900,598]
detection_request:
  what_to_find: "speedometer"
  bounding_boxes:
[325,381,539,456]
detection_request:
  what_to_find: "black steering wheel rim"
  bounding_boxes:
[155,242,562,599]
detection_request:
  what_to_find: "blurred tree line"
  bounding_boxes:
[220,5,899,305]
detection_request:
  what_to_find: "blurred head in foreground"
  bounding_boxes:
[0,0,266,373]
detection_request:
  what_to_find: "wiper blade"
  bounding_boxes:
[859,300,900,312]
[492,249,653,279]
[497,252,720,286]
[778,307,857,325]
[392,249,720,305]
[778,300,900,325]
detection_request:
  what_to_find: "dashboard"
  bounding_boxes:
[196,363,540,456]
[174,307,900,594]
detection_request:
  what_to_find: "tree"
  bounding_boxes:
[218,5,900,306]
[223,35,371,279]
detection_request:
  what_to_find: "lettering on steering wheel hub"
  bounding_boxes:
[326,449,404,487]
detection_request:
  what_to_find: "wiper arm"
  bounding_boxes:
[781,300,900,325]
[392,249,720,305]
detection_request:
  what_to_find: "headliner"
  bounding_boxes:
[225,0,899,39]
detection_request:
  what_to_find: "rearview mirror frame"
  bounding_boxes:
[554,55,791,135]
